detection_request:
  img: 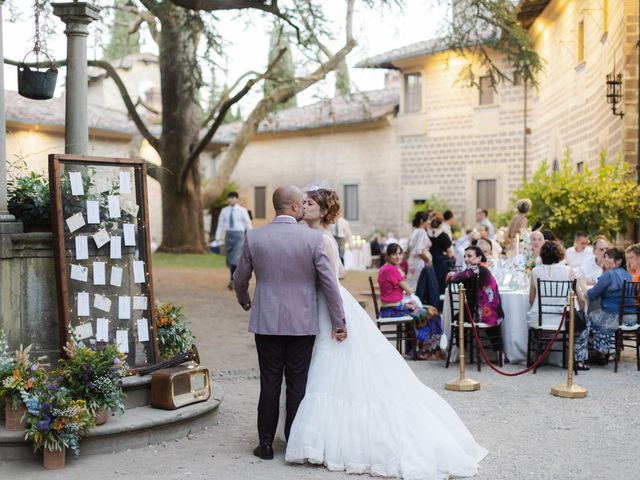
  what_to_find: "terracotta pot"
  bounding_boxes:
[95,408,109,426]
[43,447,66,470]
[5,396,26,431]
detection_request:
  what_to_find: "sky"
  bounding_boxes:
[3,1,449,110]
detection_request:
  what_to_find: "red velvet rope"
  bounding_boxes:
[460,302,568,377]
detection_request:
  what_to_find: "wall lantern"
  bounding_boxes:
[606,70,624,118]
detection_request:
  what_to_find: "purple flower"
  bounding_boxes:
[42,402,51,410]
[89,339,97,345]
[113,357,121,365]
[36,419,51,432]
[30,364,37,372]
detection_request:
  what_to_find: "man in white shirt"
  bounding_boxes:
[442,210,455,240]
[215,191,253,289]
[577,236,609,283]
[330,214,352,264]
[565,231,593,270]
[475,208,495,239]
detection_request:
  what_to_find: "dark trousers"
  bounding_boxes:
[254,334,315,446]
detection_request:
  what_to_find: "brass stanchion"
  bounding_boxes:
[446,285,480,391]
[551,291,588,398]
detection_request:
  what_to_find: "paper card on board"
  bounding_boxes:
[87,200,100,224]
[108,195,121,219]
[137,318,149,342]
[66,212,85,233]
[116,330,129,354]
[93,262,106,285]
[95,176,112,194]
[75,236,89,260]
[93,229,110,249]
[96,318,109,342]
[69,172,84,195]
[94,294,112,313]
[77,292,90,316]
[110,236,122,259]
[133,295,148,310]
[119,171,132,194]
[118,296,131,320]
[123,223,136,246]
[74,322,93,340]
[133,260,145,284]
[110,266,123,287]
[70,264,88,282]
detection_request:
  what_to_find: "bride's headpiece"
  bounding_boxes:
[301,180,333,195]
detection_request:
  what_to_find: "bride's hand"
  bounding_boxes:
[332,327,347,342]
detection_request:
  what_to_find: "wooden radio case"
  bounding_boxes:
[150,364,211,410]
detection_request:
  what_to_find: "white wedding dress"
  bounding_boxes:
[285,234,488,480]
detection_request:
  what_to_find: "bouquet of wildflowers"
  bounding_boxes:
[56,340,129,416]
[22,378,94,454]
[156,303,195,360]
[0,343,47,409]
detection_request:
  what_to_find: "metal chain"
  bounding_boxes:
[33,0,41,56]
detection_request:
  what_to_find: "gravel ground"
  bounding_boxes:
[2,267,639,479]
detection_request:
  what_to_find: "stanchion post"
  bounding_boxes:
[446,285,480,391]
[551,291,588,398]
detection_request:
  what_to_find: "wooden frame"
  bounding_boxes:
[49,154,159,370]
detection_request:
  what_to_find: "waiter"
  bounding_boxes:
[215,191,252,289]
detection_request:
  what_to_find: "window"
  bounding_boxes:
[578,21,585,63]
[476,179,496,211]
[343,185,359,221]
[576,162,584,174]
[254,186,266,219]
[479,76,494,105]
[552,159,560,172]
[413,199,426,205]
[404,73,422,113]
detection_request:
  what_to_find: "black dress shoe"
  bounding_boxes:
[253,444,273,460]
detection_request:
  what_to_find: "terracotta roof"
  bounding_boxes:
[213,89,399,144]
[515,0,551,29]
[356,37,451,69]
[6,91,135,135]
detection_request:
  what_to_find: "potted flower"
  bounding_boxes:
[7,171,51,232]
[56,340,129,425]
[0,343,47,430]
[22,379,94,469]
[156,303,195,360]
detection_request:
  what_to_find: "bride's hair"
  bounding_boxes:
[307,188,341,226]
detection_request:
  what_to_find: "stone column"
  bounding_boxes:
[52,2,100,155]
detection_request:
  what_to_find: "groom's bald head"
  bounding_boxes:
[273,186,304,220]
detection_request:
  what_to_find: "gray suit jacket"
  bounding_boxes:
[233,216,345,335]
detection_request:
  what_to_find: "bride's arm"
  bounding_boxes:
[322,234,345,279]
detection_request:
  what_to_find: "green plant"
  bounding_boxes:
[22,380,94,454]
[7,171,51,226]
[512,150,640,244]
[56,340,129,416]
[155,303,195,360]
[0,344,48,409]
[407,195,451,223]
[206,182,240,211]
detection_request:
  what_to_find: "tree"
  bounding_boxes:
[511,150,640,244]
[103,0,141,61]
[264,22,297,111]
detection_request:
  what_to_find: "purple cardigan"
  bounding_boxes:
[234,216,345,335]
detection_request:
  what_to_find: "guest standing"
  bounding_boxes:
[503,198,532,252]
[428,214,455,296]
[475,209,495,239]
[215,191,253,289]
[406,211,432,289]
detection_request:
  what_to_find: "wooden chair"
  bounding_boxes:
[445,278,503,372]
[613,281,640,373]
[368,276,417,360]
[527,279,575,373]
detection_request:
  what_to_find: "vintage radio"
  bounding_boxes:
[150,363,211,410]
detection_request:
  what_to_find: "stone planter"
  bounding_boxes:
[43,446,66,469]
[4,396,26,431]
[95,408,109,426]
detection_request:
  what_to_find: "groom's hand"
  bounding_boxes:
[332,327,347,342]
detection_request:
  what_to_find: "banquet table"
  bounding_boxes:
[344,246,372,271]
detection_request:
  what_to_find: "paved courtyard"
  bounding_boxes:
[2,265,639,479]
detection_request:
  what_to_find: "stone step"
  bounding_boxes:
[0,382,223,462]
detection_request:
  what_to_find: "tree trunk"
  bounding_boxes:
[157,7,207,253]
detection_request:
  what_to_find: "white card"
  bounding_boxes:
[503,273,513,285]
[69,172,84,195]
[74,322,93,340]
[110,266,123,287]
[110,236,122,259]
[119,171,132,194]
[95,176,112,193]
[93,229,110,249]
[118,296,131,320]
[96,318,109,342]
[66,212,85,233]
[70,264,88,282]
[133,295,148,310]
[87,200,100,224]
[108,195,121,219]
[123,223,136,246]
[116,330,129,354]
[75,236,89,260]
[133,260,145,284]
[137,318,150,342]
[94,294,112,313]
[123,202,139,218]
[77,292,90,316]
[93,262,106,285]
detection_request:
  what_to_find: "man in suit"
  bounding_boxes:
[234,185,346,460]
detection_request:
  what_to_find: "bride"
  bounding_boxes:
[285,188,487,480]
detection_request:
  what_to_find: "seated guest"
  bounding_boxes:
[454,229,479,269]
[626,243,640,282]
[471,237,496,270]
[575,248,635,367]
[565,231,593,269]
[577,236,609,284]
[529,230,545,259]
[479,224,502,257]
[527,241,575,328]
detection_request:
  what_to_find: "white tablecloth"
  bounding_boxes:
[344,246,372,271]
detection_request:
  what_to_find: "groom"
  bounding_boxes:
[233,186,346,460]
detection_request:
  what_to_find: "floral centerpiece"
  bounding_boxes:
[0,344,47,408]
[156,303,195,360]
[56,340,129,418]
[22,378,94,456]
